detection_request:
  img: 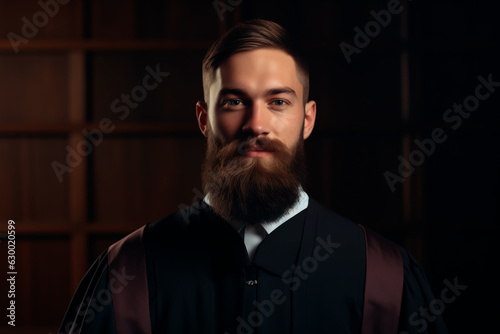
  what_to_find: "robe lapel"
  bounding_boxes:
[291,198,320,334]
[251,209,308,276]
[194,203,249,333]
[196,204,249,270]
[248,198,320,334]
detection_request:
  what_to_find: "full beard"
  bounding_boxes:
[201,128,307,225]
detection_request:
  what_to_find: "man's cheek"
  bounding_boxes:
[216,114,244,139]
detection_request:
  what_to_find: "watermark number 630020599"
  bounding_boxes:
[6,220,16,327]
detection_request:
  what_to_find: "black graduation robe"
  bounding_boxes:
[58,198,448,333]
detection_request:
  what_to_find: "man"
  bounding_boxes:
[59,19,448,334]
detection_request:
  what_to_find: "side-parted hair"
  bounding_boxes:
[202,19,309,104]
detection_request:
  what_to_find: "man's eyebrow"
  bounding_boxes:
[218,88,247,97]
[218,87,297,97]
[266,87,297,97]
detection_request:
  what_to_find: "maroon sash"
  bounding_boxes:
[360,225,404,334]
[108,225,152,334]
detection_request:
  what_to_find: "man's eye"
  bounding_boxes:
[224,99,243,106]
[270,100,289,108]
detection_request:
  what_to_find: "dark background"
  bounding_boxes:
[0,0,498,332]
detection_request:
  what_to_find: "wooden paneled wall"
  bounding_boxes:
[0,0,498,332]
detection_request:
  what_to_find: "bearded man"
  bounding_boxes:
[59,19,448,334]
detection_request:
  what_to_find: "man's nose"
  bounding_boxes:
[241,102,271,136]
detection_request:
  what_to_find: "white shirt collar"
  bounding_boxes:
[203,188,309,235]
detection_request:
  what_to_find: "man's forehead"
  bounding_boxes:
[213,48,303,94]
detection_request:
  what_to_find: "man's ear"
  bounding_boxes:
[196,101,209,137]
[303,100,316,140]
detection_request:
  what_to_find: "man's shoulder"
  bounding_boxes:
[145,200,218,245]
[309,197,364,235]
[148,201,209,233]
[309,197,404,253]
[107,202,204,252]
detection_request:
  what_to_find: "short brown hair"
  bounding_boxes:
[202,19,309,104]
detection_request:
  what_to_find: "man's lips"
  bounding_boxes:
[249,144,265,151]
[245,144,273,157]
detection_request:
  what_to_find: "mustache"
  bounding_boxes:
[224,136,286,157]
[211,136,289,171]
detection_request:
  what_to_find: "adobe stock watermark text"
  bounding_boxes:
[6,220,16,327]
[51,64,169,183]
[385,73,499,192]
[339,0,411,64]
[7,0,71,54]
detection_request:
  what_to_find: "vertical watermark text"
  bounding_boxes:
[6,220,16,327]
